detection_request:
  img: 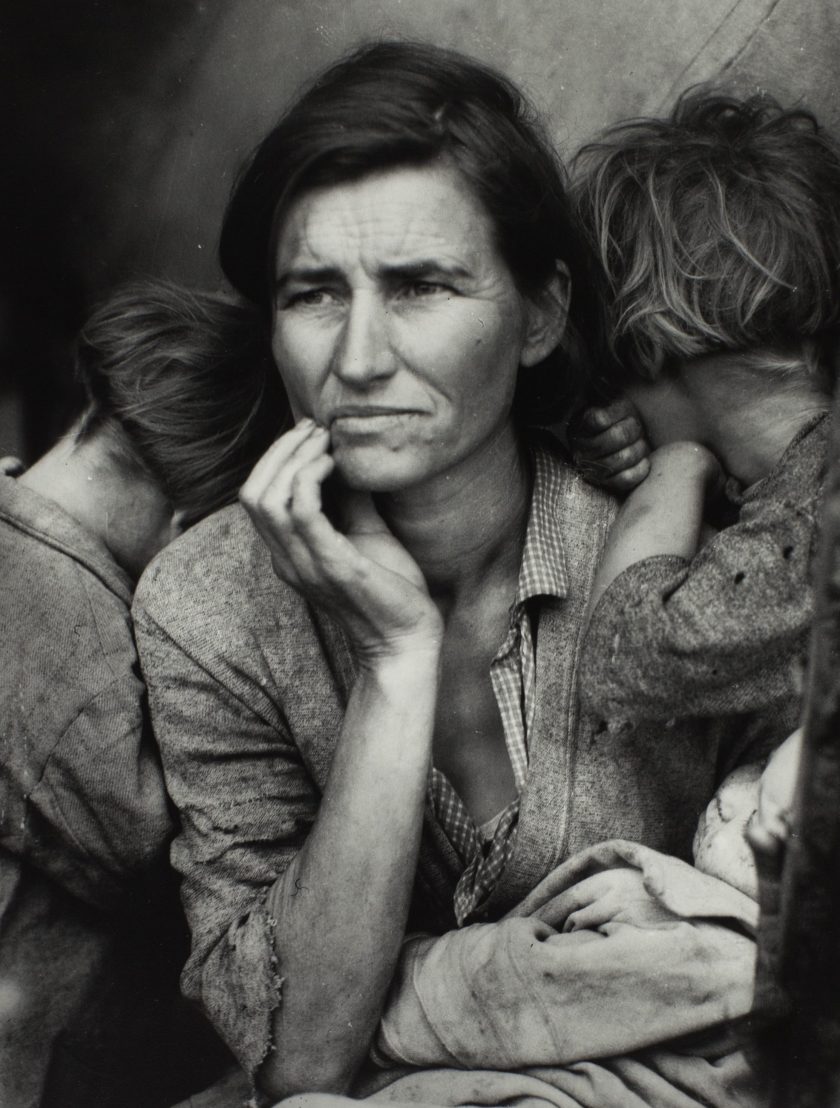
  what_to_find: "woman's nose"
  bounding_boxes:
[331,294,395,386]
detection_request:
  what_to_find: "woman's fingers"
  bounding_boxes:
[240,418,439,651]
[240,423,337,587]
[241,417,321,503]
[539,873,604,928]
[564,901,612,933]
[242,425,329,521]
[288,453,336,523]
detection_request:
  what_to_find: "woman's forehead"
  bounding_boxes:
[273,163,499,274]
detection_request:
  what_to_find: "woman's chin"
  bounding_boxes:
[332,444,427,494]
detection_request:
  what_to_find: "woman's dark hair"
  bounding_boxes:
[220,40,607,423]
[573,87,840,387]
[75,281,287,526]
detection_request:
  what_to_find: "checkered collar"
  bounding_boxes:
[514,446,569,608]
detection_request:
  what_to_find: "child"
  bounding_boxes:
[693,727,802,897]
[0,282,284,1108]
[569,90,838,766]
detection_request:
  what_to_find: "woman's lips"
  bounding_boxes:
[329,408,423,432]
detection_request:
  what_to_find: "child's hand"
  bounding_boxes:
[569,398,651,493]
[749,728,803,856]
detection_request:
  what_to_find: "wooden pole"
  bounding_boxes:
[762,396,840,1107]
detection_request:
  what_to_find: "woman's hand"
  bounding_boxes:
[240,418,442,662]
[542,867,679,933]
[569,398,651,494]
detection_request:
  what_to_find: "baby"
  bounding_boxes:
[693,727,802,897]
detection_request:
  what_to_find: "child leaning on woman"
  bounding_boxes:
[570,87,839,897]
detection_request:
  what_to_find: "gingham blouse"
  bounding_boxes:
[426,448,568,924]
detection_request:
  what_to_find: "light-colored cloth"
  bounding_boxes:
[178,842,762,1108]
[133,446,786,1082]
[375,840,756,1073]
[579,412,828,730]
[0,475,218,1108]
[363,842,759,1108]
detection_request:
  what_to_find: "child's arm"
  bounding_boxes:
[585,441,722,622]
[579,435,820,724]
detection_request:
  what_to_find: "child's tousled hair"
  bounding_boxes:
[573,88,840,387]
[75,281,287,526]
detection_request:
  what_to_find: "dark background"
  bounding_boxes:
[2,0,837,461]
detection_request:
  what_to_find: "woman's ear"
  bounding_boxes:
[520,261,571,368]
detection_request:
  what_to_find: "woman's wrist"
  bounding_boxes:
[357,634,443,686]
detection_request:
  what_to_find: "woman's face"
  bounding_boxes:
[271,163,561,492]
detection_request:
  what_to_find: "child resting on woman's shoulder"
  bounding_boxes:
[570,87,838,762]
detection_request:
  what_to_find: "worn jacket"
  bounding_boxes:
[134,453,783,1083]
[0,476,213,1108]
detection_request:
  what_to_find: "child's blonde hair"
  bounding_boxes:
[573,89,840,389]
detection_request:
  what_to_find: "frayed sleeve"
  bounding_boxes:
[133,599,318,1078]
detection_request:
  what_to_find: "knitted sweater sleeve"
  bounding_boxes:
[578,473,819,722]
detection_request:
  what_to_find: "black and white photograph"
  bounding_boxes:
[2,3,839,1107]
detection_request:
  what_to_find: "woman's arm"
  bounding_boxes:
[376,849,757,1070]
[236,420,444,1098]
[262,650,438,1097]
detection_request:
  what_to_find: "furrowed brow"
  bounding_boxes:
[380,260,472,282]
[275,266,342,291]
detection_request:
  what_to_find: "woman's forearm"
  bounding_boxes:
[259,647,440,1100]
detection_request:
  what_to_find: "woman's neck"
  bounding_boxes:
[374,424,531,609]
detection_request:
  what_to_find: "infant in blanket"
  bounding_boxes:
[693,727,803,898]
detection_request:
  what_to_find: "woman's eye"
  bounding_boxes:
[404,281,450,299]
[287,288,335,308]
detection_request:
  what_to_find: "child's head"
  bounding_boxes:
[574,89,840,391]
[74,282,287,527]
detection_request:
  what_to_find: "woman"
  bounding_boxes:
[0,282,282,1108]
[134,44,778,1107]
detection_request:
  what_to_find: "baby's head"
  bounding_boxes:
[693,762,762,898]
[693,729,804,899]
[574,89,840,394]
